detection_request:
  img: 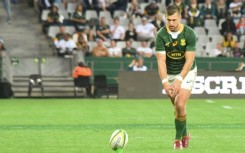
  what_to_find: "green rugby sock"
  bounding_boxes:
[175,115,186,140]
[182,121,188,137]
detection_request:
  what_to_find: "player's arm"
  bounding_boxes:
[179,30,197,79]
[171,30,196,97]
[179,51,195,79]
[155,32,172,97]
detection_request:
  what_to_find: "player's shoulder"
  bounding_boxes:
[157,26,167,35]
[183,25,196,36]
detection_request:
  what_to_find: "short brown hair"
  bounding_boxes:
[166,4,181,16]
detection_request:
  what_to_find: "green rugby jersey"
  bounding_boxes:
[155,24,197,75]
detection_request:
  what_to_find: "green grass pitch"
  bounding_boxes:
[0,98,244,153]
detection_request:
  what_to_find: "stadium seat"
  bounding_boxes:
[132,17,142,26]
[207,27,220,36]
[114,10,126,17]
[54,2,65,11]
[93,75,109,98]
[99,11,111,18]
[74,76,91,97]
[48,26,60,38]
[197,35,210,47]
[65,26,76,35]
[196,42,205,57]
[218,18,225,30]
[181,19,187,25]
[204,19,217,28]
[59,10,69,20]
[87,41,97,53]
[119,17,129,28]
[157,3,166,12]
[116,41,126,49]
[86,10,98,20]
[41,9,50,21]
[194,27,207,36]
[210,35,223,44]
[28,74,44,97]
[240,35,245,43]
[131,41,142,48]
[205,42,217,57]
[67,2,77,15]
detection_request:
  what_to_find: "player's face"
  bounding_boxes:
[166,12,181,32]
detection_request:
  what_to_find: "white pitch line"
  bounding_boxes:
[206,100,214,103]
[223,105,233,109]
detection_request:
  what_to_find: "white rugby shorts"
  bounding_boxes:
[167,67,197,90]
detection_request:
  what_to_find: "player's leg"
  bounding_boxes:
[173,67,197,149]
[173,89,191,149]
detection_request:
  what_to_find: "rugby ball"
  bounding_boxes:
[109,129,128,151]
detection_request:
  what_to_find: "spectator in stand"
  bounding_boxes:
[38,0,52,22]
[235,62,245,71]
[54,26,69,43]
[128,57,147,71]
[109,0,128,18]
[110,17,125,41]
[125,22,137,41]
[76,34,90,57]
[151,12,165,31]
[221,13,237,35]
[96,17,111,41]
[92,39,109,57]
[122,40,137,57]
[127,0,143,20]
[144,1,159,19]
[108,40,122,57]
[72,61,93,97]
[3,0,12,24]
[137,41,154,58]
[216,0,227,22]
[172,0,188,19]
[98,0,110,11]
[73,28,88,46]
[241,2,245,15]
[55,34,77,57]
[214,42,226,57]
[0,39,6,58]
[229,0,242,20]
[236,16,245,41]
[232,41,242,57]
[187,0,203,28]
[243,40,245,56]
[83,0,100,16]
[200,0,217,20]
[222,32,236,56]
[136,16,157,41]
[71,4,88,31]
[42,5,61,34]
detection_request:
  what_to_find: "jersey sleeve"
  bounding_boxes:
[155,30,165,52]
[186,29,197,52]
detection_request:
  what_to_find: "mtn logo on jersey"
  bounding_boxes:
[167,50,185,59]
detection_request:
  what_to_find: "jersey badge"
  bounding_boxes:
[165,42,170,47]
[172,41,178,46]
[180,39,186,46]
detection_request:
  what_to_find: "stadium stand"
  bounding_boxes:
[0,0,244,98]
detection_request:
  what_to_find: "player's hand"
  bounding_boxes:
[170,79,182,97]
[163,83,172,97]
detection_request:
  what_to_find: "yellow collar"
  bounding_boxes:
[166,23,184,34]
